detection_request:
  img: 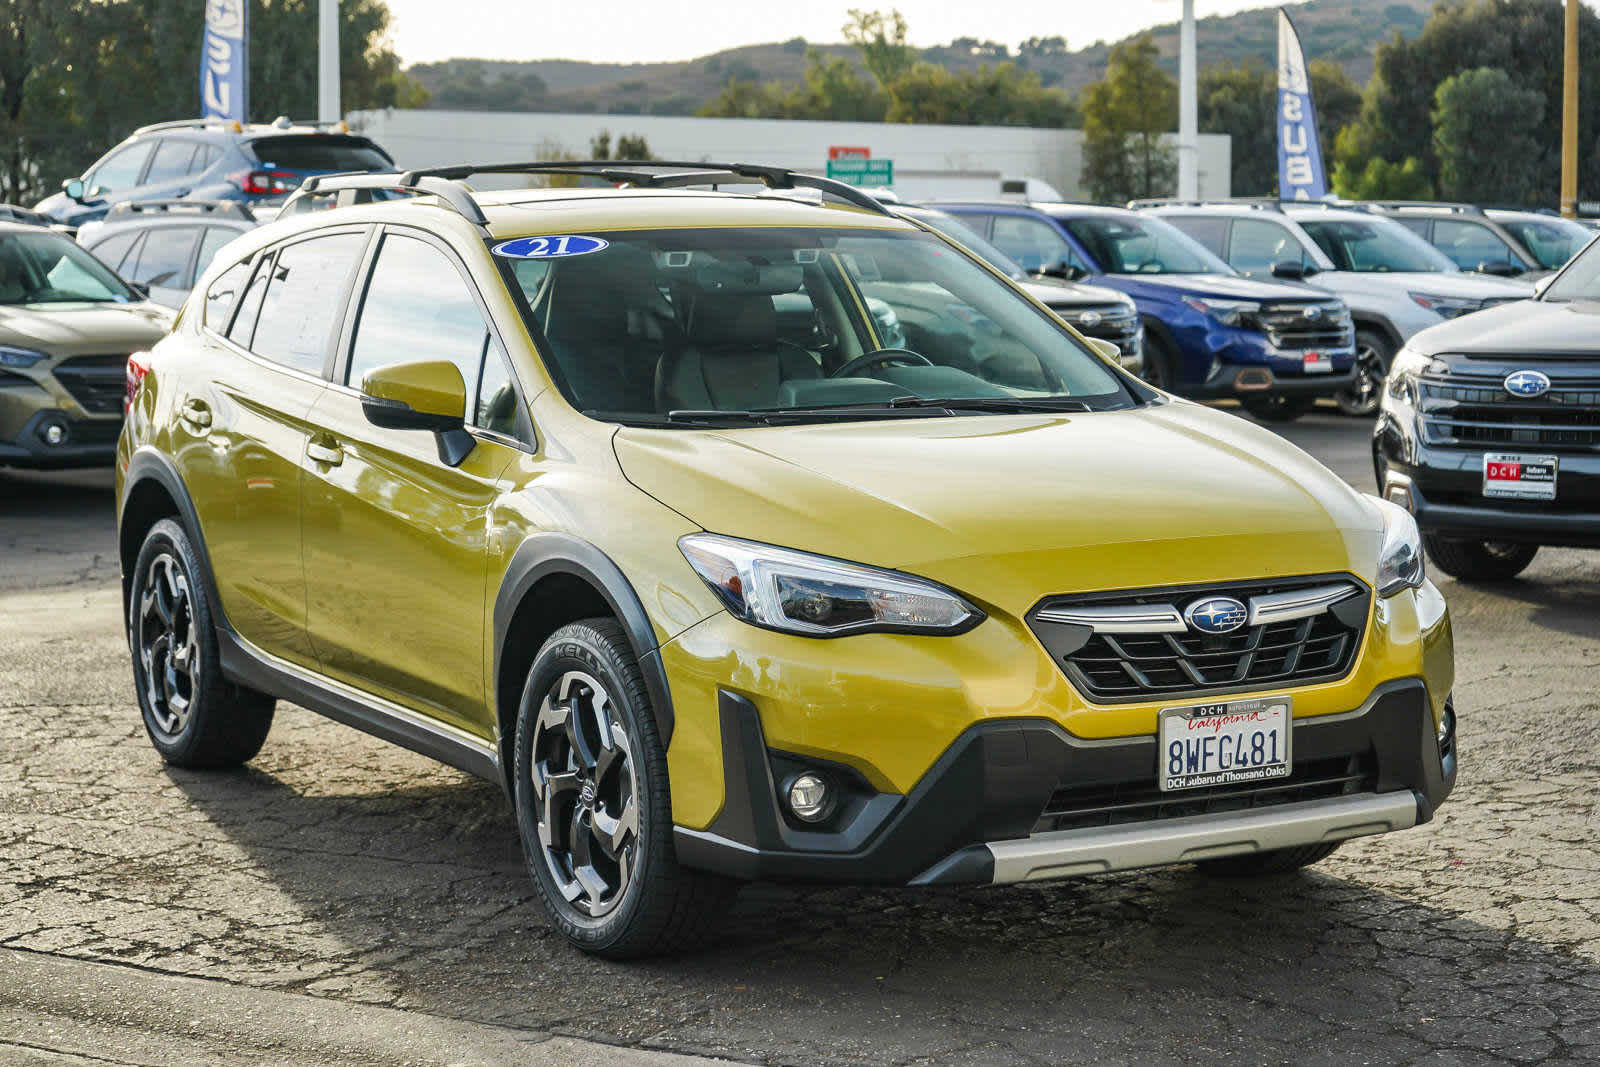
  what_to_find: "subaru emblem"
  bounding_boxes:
[1304,305,1322,320]
[1184,596,1249,635]
[1078,310,1103,328]
[1504,370,1551,398]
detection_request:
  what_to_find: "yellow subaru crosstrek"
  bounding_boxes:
[116,162,1456,958]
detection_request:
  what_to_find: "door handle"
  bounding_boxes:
[180,398,212,429]
[306,439,343,467]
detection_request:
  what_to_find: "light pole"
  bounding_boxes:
[1561,0,1579,217]
[319,0,340,124]
[1177,0,1199,199]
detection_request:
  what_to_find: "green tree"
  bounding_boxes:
[1432,67,1544,202]
[1080,35,1176,203]
[886,62,1074,126]
[1331,149,1433,200]
[842,8,914,87]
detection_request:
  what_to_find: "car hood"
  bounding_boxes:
[1113,273,1325,301]
[0,301,173,351]
[1021,279,1129,309]
[615,401,1381,616]
[1336,271,1534,299]
[1409,297,1600,356]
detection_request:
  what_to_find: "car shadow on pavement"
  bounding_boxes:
[164,754,1597,1065]
[1441,568,1600,644]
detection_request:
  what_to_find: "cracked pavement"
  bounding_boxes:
[2,415,1599,1065]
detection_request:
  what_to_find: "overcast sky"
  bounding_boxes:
[382,1,1282,65]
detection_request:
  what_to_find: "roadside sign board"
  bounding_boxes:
[826,158,894,187]
[829,146,871,160]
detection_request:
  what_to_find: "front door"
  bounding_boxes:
[300,228,529,737]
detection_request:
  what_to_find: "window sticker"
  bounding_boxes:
[492,235,610,259]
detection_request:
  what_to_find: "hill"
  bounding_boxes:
[406,0,1433,117]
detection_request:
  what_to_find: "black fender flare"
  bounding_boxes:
[118,448,230,633]
[493,532,675,747]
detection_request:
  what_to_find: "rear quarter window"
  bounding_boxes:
[204,260,250,328]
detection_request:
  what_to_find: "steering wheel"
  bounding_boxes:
[830,348,934,379]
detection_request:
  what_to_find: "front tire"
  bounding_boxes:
[514,618,733,958]
[129,518,275,768]
[1335,329,1395,417]
[1139,331,1177,391]
[1424,535,1539,581]
[1198,841,1341,877]
[1241,394,1318,422]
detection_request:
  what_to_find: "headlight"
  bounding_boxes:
[1369,495,1426,597]
[0,345,48,369]
[1409,292,1484,319]
[679,533,983,637]
[1385,345,1447,404]
[1181,297,1259,327]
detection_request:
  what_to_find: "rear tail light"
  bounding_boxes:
[227,169,300,195]
[125,351,152,412]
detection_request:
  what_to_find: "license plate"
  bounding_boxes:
[1303,352,1333,374]
[1483,452,1557,500]
[1158,697,1292,791]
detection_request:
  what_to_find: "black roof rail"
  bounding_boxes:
[280,160,896,230]
[1365,200,1484,215]
[106,198,256,222]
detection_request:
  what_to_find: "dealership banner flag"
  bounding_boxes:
[200,0,249,122]
[1276,9,1327,200]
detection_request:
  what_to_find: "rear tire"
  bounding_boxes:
[1198,841,1341,877]
[514,618,735,959]
[128,518,275,769]
[1241,394,1318,422]
[1423,535,1539,581]
[1335,329,1395,417]
[1139,331,1178,391]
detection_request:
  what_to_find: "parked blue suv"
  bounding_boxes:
[941,202,1358,420]
[35,117,394,229]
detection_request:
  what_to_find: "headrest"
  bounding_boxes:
[690,292,777,347]
[546,246,659,342]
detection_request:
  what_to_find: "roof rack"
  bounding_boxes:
[1129,197,1284,212]
[106,198,256,222]
[0,203,51,226]
[1365,200,1484,215]
[278,160,896,230]
[132,118,245,136]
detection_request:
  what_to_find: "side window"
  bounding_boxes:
[990,215,1081,272]
[1168,216,1227,255]
[347,233,488,403]
[1228,219,1298,276]
[475,341,521,438]
[226,256,272,346]
[1394,218,1431,240]
[143,140,199,185]
[1433,219,1519,271]
[195,227,239,279]
[250,232,366,374]
[191,144,223,175]
[204,260,250,328]
[125,226,200,288]
[87,143,153,194]
[87,231,140,272]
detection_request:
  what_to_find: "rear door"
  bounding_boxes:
[175,228,369,670]
[299,227,528,737]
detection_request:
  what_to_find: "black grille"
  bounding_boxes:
[52,354,128,415]
[1258,301,1353,351]
[1053,303,1141,345]
[1420,372,1600,451]
[1028,576,1369,703]
[1032,751,1377,834]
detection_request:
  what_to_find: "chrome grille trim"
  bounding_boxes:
[1247,583,1364,626]
[1034,604,1186,633]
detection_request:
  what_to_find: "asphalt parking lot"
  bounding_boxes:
[2,412,1598,1066]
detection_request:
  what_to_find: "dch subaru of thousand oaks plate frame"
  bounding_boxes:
[1158,697,1293,791]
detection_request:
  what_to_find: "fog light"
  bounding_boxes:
[785,773,832,823]
[40,420,68,446]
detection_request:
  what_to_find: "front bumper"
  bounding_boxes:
[673,678,1455,886]
[0,408,121,469]
[1189,364,1359,400]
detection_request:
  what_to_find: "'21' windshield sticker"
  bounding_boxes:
[492,235,610,259]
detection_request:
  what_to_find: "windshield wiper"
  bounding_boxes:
[882,395,1094,413]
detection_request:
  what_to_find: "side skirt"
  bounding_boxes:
[217,628,502,786]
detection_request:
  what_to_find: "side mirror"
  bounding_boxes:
[1085,337,1121,364]
[127,281,150,299]
[1034,260,1087,282]
[63,178,85,201]
[359,360,475,466]
[1270,260,1318,280]
[1475,259,1521,277]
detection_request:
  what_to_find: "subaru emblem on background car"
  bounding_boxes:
[1184,596,1249,635]
[1078,310,1102,328]
[1504,370,1551,398]
[1304,305,1322,320]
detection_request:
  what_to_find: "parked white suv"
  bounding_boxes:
[1137,202,1533,415]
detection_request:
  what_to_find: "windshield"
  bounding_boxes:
[0,230,135,304]
[499,226,1135,426]
[1498,216,1593,270]
[1058,214,1233,275]
[902,208,1028,279]
[1537,235,1600,302]
[1297,217,1458,273]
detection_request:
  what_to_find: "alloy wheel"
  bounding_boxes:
[1336,340,1385,417]
[529,670,640,917]
[136,553,199,738]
